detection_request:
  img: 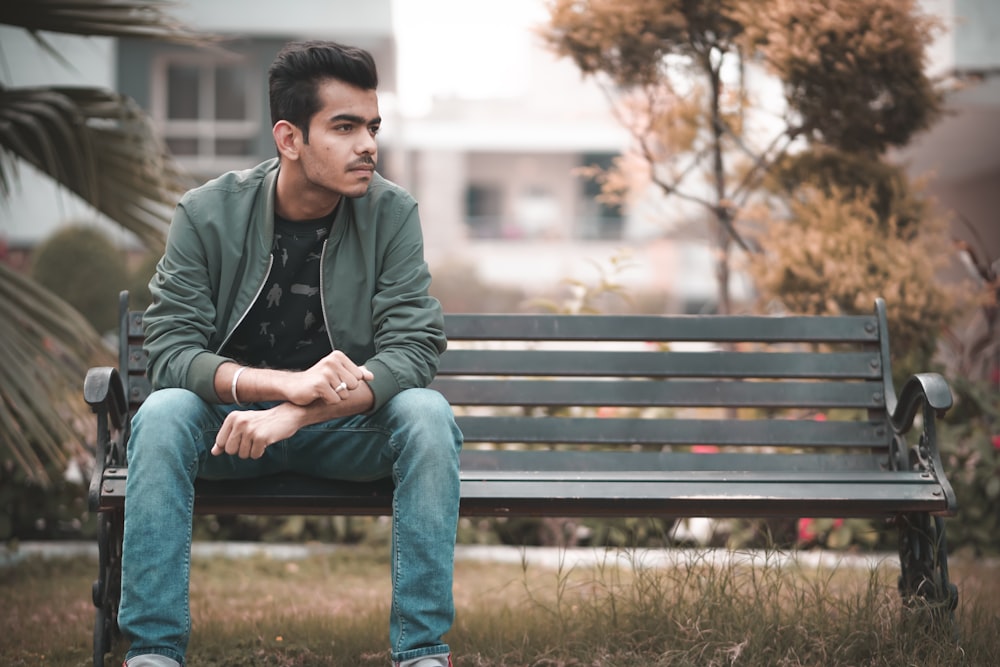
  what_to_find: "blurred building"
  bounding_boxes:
[387,1,723,310]
[1,0,996,313]
[0,0,396,254]
[897,0,1000,268]
[116,1,396,182]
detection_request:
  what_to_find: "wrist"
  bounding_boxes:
[231,366,249,406]
[274,399,308,421]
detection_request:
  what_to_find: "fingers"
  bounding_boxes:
[314,352,373,402]
[212,413,267,459]
[323,351,373,381]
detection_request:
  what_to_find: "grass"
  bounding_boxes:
[1,545,999,666]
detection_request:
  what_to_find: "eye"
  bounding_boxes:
[368,124,381,136]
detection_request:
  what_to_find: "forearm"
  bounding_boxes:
[215,362,299,405]
[281,384,376,424]
[211,381,375,459]
[216,351,375,409]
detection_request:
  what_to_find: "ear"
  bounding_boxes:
[273,120,301,161]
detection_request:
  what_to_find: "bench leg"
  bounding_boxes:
[896,512,958,628]
[92,509,124,667]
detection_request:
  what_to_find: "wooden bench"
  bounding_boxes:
[85,291,958,665]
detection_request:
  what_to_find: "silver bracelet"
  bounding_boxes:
[231,366,248,407]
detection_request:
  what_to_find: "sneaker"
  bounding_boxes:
[123,656,181,667]
[395,655,452,667]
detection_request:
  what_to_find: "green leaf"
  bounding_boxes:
[0,86,193,254]
[0,263,112,485]
[0,1,216,485]
[0,0,217,46]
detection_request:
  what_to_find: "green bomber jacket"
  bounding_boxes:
[143,158,446,413]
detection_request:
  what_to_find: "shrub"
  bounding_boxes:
[744,185,963,382]
[939,379,1000,555]
[30,224,129,334]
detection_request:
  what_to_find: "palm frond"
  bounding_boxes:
[0,262,112,485]
[0,85,193,253]
[0,0,216,46]
[0,0,215,486]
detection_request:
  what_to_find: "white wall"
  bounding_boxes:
[170,0,391,37]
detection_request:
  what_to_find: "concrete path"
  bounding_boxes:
[1,540,901,572]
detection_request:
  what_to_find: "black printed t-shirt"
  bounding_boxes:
[222,212,334,371]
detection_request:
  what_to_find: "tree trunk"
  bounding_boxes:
[708,55,732,315]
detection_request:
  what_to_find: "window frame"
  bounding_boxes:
[150,51,261,173]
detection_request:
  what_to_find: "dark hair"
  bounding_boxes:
[268,40,379,141]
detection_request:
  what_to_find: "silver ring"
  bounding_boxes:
[335,381,348,393]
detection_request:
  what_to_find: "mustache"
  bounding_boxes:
[347,156,376,170]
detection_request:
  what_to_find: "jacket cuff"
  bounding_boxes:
[363,358,400,414]
[187,351,230,403]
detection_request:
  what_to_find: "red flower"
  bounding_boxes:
[992,435,1000,450]
[797,517,844,543]
[798,518,818,542]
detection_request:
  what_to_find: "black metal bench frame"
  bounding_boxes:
[86,292,958,665]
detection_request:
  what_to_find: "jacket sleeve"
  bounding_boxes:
[363,200,446,413]
[143,198,230,402]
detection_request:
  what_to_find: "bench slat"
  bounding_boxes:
[444,314,879,343]
[459,449,887,472]
[432,378,885,409]
[95,469,946,518]
[439,350,882,379]
[461,469,926,483]
[455,416,887,448]
[458,480,948,518]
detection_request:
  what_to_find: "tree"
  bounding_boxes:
[733,0,965,369]
[541,0,943,314]
[31,225,130,334]
[0,1,209,484]
[742,184,962,380]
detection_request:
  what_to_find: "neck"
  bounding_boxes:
[274,167,342,221]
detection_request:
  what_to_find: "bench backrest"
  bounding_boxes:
[119,293,898,464]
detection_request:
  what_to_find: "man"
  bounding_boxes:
[119,41,462,667]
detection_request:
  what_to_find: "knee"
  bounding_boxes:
[388,389,462,455]
[129,388,213,462]
[132,388,207,429]
[390,388,453,421]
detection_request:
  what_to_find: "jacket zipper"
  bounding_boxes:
[319,237,335,350]
[215,255,273,353]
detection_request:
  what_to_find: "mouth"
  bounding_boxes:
[348,168,374,181]
[348,160,376,174]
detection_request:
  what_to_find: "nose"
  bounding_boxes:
[358,130,377,155]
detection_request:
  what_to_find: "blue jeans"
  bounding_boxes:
[119,387,462,665]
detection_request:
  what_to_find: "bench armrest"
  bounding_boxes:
[85,366,128,511]
[888,372,953,433]
[886,372,957,514]
[84,366,128,431]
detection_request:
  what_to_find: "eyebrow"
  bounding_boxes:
[330,113,381,126]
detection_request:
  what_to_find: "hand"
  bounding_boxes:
[211,404,303,459]
[283,350,374,406]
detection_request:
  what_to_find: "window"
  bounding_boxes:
[465,184,504,239]
[577,152,624,240]
[513,188,558,238]
[152,54,260,174]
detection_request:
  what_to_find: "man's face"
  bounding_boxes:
[296,78,381,200]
